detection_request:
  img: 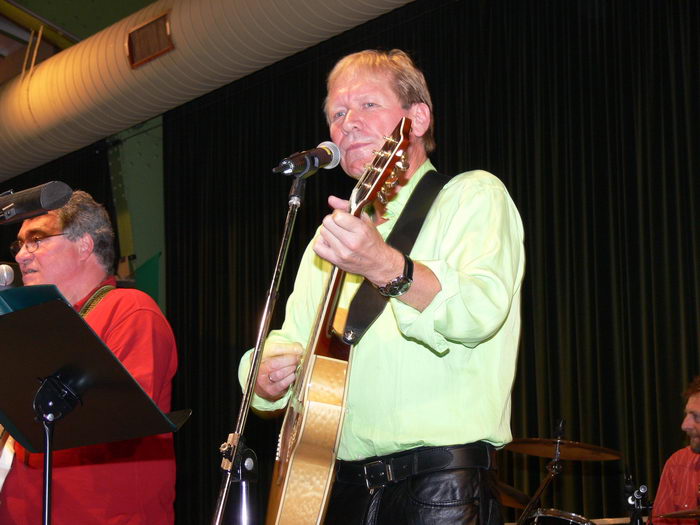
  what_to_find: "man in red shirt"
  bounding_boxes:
[654,377,700,525]
[0,191,178,525]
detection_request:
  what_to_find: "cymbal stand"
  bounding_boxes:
[517,420,566,525]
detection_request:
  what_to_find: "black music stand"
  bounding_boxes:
[0,285,190,525]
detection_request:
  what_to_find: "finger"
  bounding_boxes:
[263,341,303,358]
[328,195,349,211]
[268,363,298,383]
[255,370,295,400]
[314,225,349,265]
[322,210,353,236]
[274,371,296,392]
[263,354,301,372]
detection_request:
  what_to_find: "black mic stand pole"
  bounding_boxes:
[211,175,309,525]
[33,375,81,525]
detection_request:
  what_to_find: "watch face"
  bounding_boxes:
[377,254,414,297]
[380,277,412,297]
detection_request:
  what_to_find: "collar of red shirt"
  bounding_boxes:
[72,276,117,311]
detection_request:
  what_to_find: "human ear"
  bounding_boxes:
[407,102,431,139]
[78,234,94,259]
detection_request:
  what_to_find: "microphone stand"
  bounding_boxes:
[211,175,308,525]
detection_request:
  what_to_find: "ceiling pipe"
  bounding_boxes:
[0,0,412,181]
[0,0,79,50]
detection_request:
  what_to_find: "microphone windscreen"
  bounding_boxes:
[318,141,341,170]
[0,263,15,287]
[0,181,72,225]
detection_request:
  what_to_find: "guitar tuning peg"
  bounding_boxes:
[382,135,399,145]
[371,149,391,158]
[394,153,409,172]
[382,183,397,196]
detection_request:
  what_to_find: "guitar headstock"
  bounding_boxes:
[348,117,412,216]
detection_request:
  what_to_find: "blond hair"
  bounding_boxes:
[325,49,435,153]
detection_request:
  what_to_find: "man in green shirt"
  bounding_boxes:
[239,49,525,524]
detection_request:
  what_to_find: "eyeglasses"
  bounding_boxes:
[10,233,66,257]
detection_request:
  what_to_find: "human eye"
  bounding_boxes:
[330,109,346,121]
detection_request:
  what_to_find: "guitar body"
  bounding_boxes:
[265,117,411,524]
[266,354,350,525]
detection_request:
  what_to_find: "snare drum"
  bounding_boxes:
[524,509,593,525]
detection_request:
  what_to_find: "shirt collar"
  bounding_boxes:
[72,276,117,311]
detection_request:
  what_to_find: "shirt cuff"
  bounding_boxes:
[390,259,456,355]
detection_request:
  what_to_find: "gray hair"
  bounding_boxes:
[56,190,115,273]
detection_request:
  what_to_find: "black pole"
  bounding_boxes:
[42,418,54,525]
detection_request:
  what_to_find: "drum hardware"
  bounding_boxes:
[625,474,652,525]
[514,419,566,525]
[523,508,594,525]
[495,480,532,509]
[655,508,700,519]
[508,419,622,525]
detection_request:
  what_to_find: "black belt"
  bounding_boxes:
[335,443,495,491]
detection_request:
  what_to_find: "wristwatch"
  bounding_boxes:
[376,253,414,297]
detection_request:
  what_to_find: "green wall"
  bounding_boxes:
[110,117,166,310]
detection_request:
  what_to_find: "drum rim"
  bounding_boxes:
[535,508,592,524]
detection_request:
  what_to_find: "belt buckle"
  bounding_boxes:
[363,459,393,492]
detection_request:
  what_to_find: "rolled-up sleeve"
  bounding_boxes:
[392,170,525,350]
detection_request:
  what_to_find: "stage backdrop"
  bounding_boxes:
[163,0,699,522]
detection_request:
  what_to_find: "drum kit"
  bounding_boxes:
[495,428,698,525]
[495,433,622,525]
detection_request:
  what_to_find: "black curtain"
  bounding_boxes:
[164,0,699,522]
[0,141,113,263]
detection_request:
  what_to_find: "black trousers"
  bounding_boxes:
[324,453,503,524]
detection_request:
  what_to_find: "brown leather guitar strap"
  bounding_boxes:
[342,170,450,345]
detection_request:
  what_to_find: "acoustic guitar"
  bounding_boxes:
[266,117,412,524]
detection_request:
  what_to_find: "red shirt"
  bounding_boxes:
[654,447,700,525]
[0,278,178,525]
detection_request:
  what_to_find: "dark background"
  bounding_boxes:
[1,0,698,522]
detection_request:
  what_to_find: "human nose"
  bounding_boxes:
[682,414,694,433]
[340,109,361,133]
[14,243,32,263]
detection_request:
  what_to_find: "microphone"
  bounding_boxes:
[0,264,14,288]
[272,141,341,178]
[0,181,72,225]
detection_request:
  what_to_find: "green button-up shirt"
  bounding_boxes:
[239,160,525,461]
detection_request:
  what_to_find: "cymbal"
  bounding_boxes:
[506,438,621,461]
[493,480,530,509]
[656,508,700,519]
